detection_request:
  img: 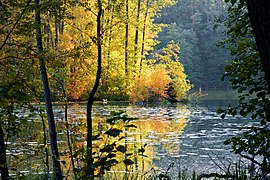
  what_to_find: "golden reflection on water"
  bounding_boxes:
[8,103,190,179]
[94,104,190,178]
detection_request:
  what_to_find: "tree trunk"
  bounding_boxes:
[86,0,102,178]
[134,0,141,69]
[245,0,270,92]
[140,0,149,73]
[0,126,9,180]
[125,0,129,75]
[54,0,60,47]
[245,0,270,174]
[34,0,63,179]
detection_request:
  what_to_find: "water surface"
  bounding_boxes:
[7,99,253,178]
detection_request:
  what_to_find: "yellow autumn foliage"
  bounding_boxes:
[130,64,171,102]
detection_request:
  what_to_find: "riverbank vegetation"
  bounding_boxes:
[217,0,270,179]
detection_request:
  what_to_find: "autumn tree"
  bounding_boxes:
[0,1,38,178]
[130,42,191,103]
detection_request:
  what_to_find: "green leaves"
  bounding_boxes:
[116,145,126,153]
[107,111,138,124]
[83,111,140,178]
[123,159,134,165]
[104,128,122,137]
[100,144,115,153]
[222,0,270,174]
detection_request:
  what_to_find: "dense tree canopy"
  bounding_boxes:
[155,0,230,91]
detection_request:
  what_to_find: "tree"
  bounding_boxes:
[220,0,270,177]
[0,81,30,180]
[155,0,230,90]
[244,0,270,92]
[125,0,129,75]
[130,42,191,103]
[34,0,63,179]
[0,126,8,180]
[86,0,102,178]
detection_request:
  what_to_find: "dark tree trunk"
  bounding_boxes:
[54,0,60,47]
[134,0,141,68]
[0,126,9,180]
[86,0,102,178]
[34,0,63,179]
[245,0,270,92]
[125,0,129,75]
[245,0,270,174]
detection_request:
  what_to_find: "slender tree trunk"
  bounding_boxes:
[60,0,67,34]
[41,113,50,177]
[60,82,76,178]
[125,0,129,75]
[140,0,149,73]
[134,0,141,69]
[124,127,128,180]
[54,0,60,47]
[245,0,270,92]
[34,0,63,179]
[86,0,102,178]
[0,126,9,180]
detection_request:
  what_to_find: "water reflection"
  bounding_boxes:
[6,100,251,178]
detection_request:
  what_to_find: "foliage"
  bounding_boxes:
[219,0,270,177]
[155,0,230,91]
[0,0,189,178]
[130,42,191,103]
[76,111,141,178]
[0,80,31,138]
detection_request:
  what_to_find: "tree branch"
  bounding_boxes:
[0,0,31,51]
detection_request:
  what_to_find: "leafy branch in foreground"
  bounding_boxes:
[76,111,142,178]
[218,0,270,178]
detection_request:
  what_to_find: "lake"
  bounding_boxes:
[6,99,254,178]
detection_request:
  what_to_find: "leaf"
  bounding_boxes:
[231,0,236,5]
[118,136,125,141]
[92,135,101,140]
[257,91,265,98]
[126,153,133,157]
[106,159,118,166]
[105,128,122,137]
[100,145,114,153]
[221,114,226,119]
[238,87,245,93]
[138,148,145,154]
[116,145,126,153]
[107,153,116,158]
[124,124,137,128]
[216,108,224,114]
[123,159,134,165]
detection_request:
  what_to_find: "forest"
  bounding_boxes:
[0,0,270,179]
